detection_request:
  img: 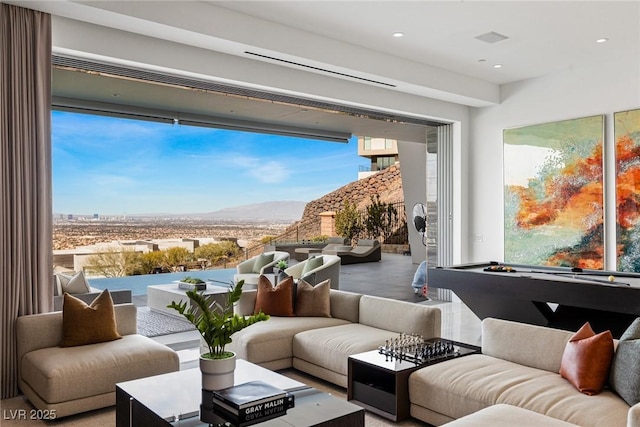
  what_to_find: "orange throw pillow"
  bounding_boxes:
[254,275,294,317]
[61,289,122,347]
[559,322,613,395]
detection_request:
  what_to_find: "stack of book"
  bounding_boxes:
[202,380,295,426]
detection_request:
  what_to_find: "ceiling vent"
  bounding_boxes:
[474,31,509,44]
[244,51,397,88]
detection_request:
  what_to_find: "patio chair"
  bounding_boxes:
[233,251,290,286]
[284,254,341,289]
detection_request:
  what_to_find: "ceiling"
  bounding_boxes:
[6,1,640,141]
[213,1,639,85]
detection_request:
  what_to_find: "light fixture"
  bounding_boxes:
[493,64,503,69]
[596,38,609,43]
[478,59,487,63]
[392,32,404,38]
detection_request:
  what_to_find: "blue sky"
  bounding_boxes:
[52,111,362,215]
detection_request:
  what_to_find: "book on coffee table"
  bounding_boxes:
[212,380,289,411]
[210,380,294,425]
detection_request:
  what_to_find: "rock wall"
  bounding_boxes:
[284,164,404,239]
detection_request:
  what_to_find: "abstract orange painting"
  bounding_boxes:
[504,115,604,268]
[615,109,640,272]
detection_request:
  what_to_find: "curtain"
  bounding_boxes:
[0,4,52,399]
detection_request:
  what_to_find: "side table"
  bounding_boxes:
[347,338,480,421]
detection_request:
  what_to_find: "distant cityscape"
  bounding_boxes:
[53,217,292,251]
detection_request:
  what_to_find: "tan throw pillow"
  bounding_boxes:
[56,271,91,294]
[254,275,294,317]
[61,289,122,347]
[295,279,331,317]
[559,322,613,395]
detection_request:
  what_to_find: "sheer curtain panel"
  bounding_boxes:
[0,4,52,399]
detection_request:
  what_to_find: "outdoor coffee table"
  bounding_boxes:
[116,359,364,426]
[147,283,229,318]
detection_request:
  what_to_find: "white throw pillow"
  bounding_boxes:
[56,271,91,294]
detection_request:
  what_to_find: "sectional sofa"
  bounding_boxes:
[409,318,640,427]
[231,291,640,427]
[229,288,442,388]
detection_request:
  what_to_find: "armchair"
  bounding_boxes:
[233,251,290,286]
[285,254,341,289]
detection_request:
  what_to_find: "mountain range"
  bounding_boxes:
[184,201,307,221]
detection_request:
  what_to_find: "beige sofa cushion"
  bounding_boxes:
[443,404,580,427]
[410,354,630,427]
[359,295,441,338]
[329,290,361,322]
[21,334,178,403]
[482,317,573,373]
[293,323,401,376]
[227,316,349,364]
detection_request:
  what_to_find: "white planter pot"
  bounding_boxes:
[199,352,236,391]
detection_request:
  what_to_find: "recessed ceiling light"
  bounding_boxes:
[392,32,404,38]
[493,64,503,69]
[478,59,487,63]
[596,38,609,43]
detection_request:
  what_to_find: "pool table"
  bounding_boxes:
[429,261,640,337]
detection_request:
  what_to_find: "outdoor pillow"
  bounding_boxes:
[301,256,324,276]
[295,279,331,317]
[610,317,640,406]
[254,275,294,316]
[56,270,91,294]
[61,289,122,347]
[559,322,614,395]
[252,253,274,274]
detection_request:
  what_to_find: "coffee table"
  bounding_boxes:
[116,359,364,427]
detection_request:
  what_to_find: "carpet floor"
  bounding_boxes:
[136,306,195,337]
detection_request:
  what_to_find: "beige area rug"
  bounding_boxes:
[1,369,428,426]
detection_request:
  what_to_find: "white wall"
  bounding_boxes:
[467,56,640,268]
[398,139,427,264]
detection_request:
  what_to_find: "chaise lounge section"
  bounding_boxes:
[16,303,179,418]
[409,318,640,427]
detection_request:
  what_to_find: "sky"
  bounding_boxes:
[52,111,363,215]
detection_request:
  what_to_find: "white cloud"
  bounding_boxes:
[229,155,290,184]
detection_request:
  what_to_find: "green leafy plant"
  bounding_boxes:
[181,276,205,284]
[334,200,362,244]
[275,259,288,270]
[167,280,269,359]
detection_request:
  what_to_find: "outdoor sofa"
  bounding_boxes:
[322,239,382,265]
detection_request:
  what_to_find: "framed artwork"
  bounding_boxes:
[615,109,640,271]
[504,115,604,268]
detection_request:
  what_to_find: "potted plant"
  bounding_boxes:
[167,279,269,390]
[273,259,288,274]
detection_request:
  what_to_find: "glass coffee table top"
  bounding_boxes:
[117,359,308,422]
